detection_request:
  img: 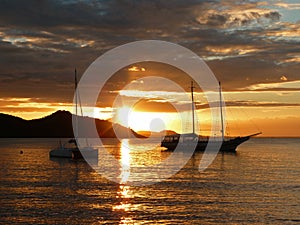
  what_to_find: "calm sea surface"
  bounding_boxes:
[0,138,299,224]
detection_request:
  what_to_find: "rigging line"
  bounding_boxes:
[219,81,225,141]
[227,103,242,136]
[223,91,241,136]
[222,85,252,137]
[239,105,261,133]
[220,84,261,135]
[191,81,195,134]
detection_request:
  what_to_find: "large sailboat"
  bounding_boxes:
[161,81,261,152]
[49,69,98,159]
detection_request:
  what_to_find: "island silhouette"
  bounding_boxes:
[0,110,146,138]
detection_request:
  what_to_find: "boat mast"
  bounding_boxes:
[75,68,88,146]
[219,81,225,141]
[191,81,195,134]
[75,68,78,116]
[74,68,78,141]
[75,68,83,116]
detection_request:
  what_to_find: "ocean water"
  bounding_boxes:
[0,138,299,224]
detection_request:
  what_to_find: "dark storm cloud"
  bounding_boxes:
[199,10,281,27]
[0,0,104,28]
[0,0,299,107]
[0,0,212,30]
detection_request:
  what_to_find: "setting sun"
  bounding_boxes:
[113,106,184,133]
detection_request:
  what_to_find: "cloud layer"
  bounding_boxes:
[0,0,299,113]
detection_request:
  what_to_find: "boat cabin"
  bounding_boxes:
[162,133,199,143]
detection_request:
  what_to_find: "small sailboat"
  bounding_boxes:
[49,69,98,159]
[161,81,261,152]
[49,139,79,158]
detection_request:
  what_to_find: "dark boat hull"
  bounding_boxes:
[161,135,251,152]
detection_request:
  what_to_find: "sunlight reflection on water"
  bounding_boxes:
[0,138,299,224]
[119,139,131,184]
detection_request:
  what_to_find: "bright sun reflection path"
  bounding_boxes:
[112,139,134,224]
[119,139,130,184]
[112,183,134,224]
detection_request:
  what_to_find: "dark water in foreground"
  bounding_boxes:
[0,138,299,224]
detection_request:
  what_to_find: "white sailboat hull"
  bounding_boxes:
[49,146,98,159]
[49,147,74,158]
[49,69,99,160]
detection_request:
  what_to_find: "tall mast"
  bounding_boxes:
[219,81,225,141]
[75,68,88,146]
[75,68,83,116]
[191,81,195,134]
[75,68,78,116]
[74,68,78,141]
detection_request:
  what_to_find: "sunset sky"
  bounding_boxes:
[0,0,299,137]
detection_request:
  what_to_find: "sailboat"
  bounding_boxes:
[161,81,261,152]
[49,69,98,159]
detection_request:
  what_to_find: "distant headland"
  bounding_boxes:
[0,110,145,138]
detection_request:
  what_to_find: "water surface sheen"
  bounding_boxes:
[0,138,299,224]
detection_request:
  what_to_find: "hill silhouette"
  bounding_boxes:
[0,110,144,138]
[137,130,178,137]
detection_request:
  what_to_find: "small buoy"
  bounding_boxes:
[20,150,23,154]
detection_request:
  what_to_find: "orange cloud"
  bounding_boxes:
[128,66,146,72]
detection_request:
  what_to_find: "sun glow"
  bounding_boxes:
[113,106,184,132]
